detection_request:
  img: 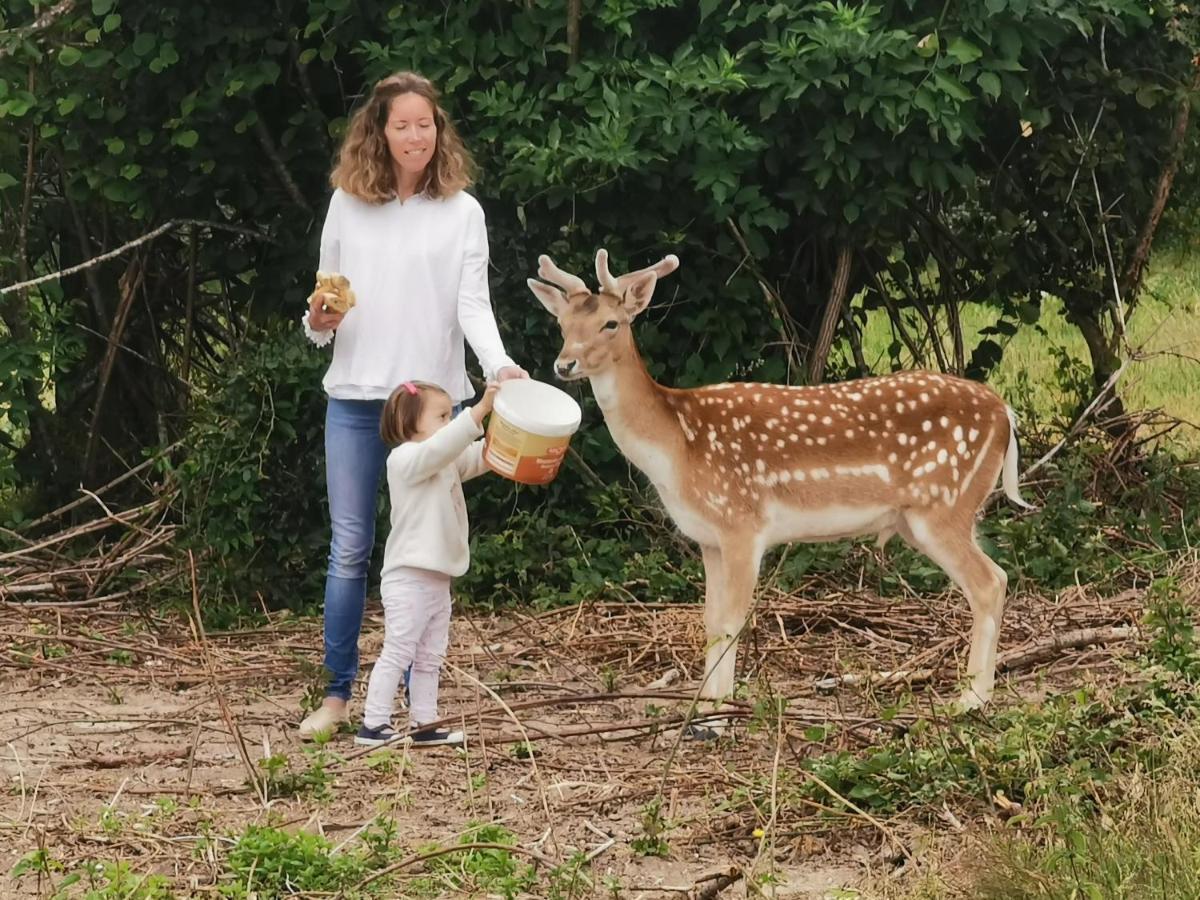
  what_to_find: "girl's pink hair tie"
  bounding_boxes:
[402,382,418,395]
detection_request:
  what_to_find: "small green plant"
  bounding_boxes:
[99,807,123,837]
[600,665,619,693]
[630,797,670,857]
[364,747,409,778]
[11,848,63,892]
[219,824,372,898]
[68,860,174,899]
[106,649,136,665]
[257,747,339,801]
[410,823,535,899]
[1144,577,1199,679]
[547,850,592,900]
[511,740,538,760]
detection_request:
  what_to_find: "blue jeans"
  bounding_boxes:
[323,398,389,700]
[321,396,460,701]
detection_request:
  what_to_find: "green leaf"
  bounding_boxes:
[977,71,1001,100]
[132,33,157,57]
[59,47,83,66]
[843,201,860,224]
[0,173,19,190]
[104,13,122,32]
[105,137,126,155]
[700,0,722,22]
[92,0,114,13]
[84,48,114,68]
[173,129,199,148]
[946,36,983,64]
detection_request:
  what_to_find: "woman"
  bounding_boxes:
[299,71,527,738]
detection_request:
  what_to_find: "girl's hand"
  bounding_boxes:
[470,381,500,428]
[308,291,346,332]
[496,365,529,381]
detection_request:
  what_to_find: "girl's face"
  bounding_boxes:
[410,391,453,442]
[385,92,437,180]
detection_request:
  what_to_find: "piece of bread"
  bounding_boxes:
[314,271,357,314]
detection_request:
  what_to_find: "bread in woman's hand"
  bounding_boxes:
[314,271,357,314]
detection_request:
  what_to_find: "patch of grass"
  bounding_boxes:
[218,823,378,898]
[408,823,536,899]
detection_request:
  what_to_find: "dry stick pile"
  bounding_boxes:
[0,453,181,607]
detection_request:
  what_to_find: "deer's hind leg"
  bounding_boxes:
[898,508,1008,711]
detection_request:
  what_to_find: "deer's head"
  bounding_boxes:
[527,249,679,381]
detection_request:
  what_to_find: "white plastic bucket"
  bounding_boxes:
[484,380,582,485]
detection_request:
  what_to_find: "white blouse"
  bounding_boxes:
[302,188,516,403]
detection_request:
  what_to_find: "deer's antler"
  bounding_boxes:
[596,249,680,295]
[537,255,589,297]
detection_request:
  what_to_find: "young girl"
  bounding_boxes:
[355,379,498,747]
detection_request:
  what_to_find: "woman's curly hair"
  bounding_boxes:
[330,72,476,204]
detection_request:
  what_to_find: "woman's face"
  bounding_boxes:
[385,92,437,179]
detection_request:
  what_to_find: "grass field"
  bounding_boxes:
[836,242,1200,449]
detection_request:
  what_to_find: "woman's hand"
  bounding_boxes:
[308,291,346,332]
[496,365,529,382]
[470,381,500,429]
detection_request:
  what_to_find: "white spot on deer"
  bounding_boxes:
[811,468,830,480]
[940,416,949,428]
[779,470,792,484]
[922,420,932,432]
[895,402,905,413]
[887,452,898,463]
[755,459,767,473]
[822,416,833,425]
[937,448,948,464]
[953,425,964,441]
[969,428,979,441]
[957,441,968,455]
[844,429,855,439]
[817,436,828,446]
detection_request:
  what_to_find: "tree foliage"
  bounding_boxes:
[1,0,1196,599]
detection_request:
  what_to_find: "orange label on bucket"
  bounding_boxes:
[485,414,570,485]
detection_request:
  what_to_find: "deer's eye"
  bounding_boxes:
[602,320,620,331]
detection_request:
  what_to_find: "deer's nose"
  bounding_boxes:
[555,359,578,378]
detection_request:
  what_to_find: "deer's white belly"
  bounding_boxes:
[656,488,725,547]
[764,501,897,545]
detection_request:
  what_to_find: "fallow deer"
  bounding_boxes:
[527,250,1033,732]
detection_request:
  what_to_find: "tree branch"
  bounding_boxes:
[0,0,78,61]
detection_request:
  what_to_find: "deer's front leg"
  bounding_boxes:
[698,540,761,727]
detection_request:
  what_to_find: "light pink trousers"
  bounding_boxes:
[362,567,452,730]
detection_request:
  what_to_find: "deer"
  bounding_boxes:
[526,249,1034,736]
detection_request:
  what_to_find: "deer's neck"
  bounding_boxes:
[588,345,681,485]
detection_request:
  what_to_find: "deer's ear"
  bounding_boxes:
[621,270,658,318]
[528,279,566,317]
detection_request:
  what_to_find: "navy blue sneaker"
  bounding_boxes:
[355,723,403,747]
[409,726,465,748]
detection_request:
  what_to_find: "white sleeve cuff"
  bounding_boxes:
[482,355,518,382]
[301,310,334,348]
